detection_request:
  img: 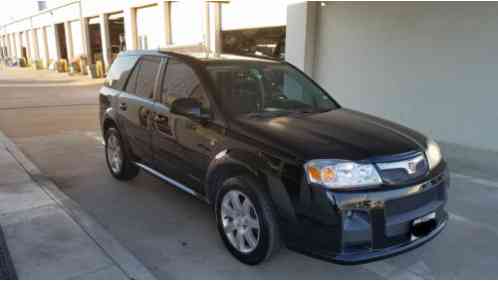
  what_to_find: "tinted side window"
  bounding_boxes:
[125,62,140,94]
[134,57,161,99]
[161,59,209,111]
[105,55,139,90]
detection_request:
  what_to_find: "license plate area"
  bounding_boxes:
[411,212,437,241]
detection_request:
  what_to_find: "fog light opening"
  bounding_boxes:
[342,209,372,253]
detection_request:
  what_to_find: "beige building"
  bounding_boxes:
[0,0,289,70]
[2,1,497,155]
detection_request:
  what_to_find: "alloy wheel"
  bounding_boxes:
[107,134,123,174]
[221,190,261,254]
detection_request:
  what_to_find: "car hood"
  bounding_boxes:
[231,108,428,161]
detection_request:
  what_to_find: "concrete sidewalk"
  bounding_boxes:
[0,131,155,280]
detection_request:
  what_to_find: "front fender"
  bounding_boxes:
[205,149,298,223]
[101,107,120,133]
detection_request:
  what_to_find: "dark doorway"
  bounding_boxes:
[55,23,68,60]
[88,17,102,64]
[108,13,126,64]
[222,26,286,59]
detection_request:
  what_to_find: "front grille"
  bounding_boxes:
[385,184,443,218]
[375,152,429,185]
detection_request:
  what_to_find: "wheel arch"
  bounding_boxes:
[101,108,120,134]
[205,149,298,223]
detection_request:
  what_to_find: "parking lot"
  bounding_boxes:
[1,68,498,279]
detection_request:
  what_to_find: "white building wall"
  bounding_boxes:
[301,2,498,151]
[136,5,162,49]
[222,0,288,30]
[36,28,45,61]
[2,0,290,64]
[70,20,84,57]
[170,1,203,45]
[46,25,58,61]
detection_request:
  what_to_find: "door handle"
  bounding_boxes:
[119,102,127,111]
[154,115,167,122]
[197,143,212,152]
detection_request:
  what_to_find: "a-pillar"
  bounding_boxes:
[64,21,74,62]
[158,1,172,47]
[99,13,112,70]
[124,7,138,50]
[285,1,318,76]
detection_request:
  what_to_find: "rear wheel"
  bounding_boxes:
[104,127,139,180]
[215,175,280,265]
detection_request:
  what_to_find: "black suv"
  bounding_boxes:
[100,51,449,265]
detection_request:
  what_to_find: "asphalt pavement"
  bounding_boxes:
[1,67,497,279]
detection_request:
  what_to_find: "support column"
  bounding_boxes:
[42,27,50,66]
[79,0,90,60]
[12,34,15,58]
[211,2,222,54]
[24,31,32,63]
[99,14,112,70]
[64,21,74,61]
[52,24,62,61]
[0,36,4,58]
[31,29,40,60]
[124,7,138,50]
[81,17,91,60]
[4,35,8,58]
[285,2,318,76]
[158,1,172,47]
[16,32,22,59]
[203,2,210,52]
[8,34,13,58]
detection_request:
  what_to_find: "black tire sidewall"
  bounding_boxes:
[104,128,126,179]
[215,176,277,265]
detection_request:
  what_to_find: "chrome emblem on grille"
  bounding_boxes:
[407,160,417,174]
[377,154,426,175]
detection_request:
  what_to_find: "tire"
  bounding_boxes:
[215,175,281,265]
[104,127,139,180]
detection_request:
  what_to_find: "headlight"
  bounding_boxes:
[426,139,442,170]
[304,160,382,189]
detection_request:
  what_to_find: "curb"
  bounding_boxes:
[0,225,17,280]
[0,130,156,280]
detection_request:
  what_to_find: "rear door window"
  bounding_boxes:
[105,55,139,90]
[128,56,161,99]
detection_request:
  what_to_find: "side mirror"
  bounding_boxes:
[170,98,209,121]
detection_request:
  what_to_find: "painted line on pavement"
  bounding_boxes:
[451,172,498,189]
[449,212,498,237]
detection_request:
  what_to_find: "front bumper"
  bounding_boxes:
[285,164,449,264]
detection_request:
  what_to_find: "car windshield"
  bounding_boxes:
[206,63,339,117]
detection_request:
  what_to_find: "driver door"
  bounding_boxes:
[152,58,219,192]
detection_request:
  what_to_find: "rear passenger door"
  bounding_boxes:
[117,56,161,165]
[151,58,193,185]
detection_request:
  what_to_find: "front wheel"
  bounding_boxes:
[215,175,280,265]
